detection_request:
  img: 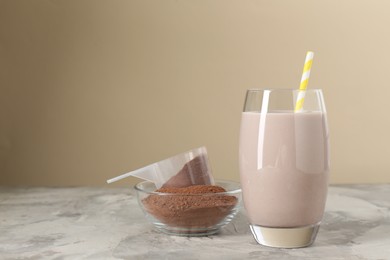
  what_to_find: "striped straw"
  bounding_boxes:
[295,51,314,112]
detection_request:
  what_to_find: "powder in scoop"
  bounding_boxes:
[161,155,213,188]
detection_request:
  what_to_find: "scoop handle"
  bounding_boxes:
[106,164,157,184]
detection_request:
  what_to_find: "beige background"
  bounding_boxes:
[1,0,389,186]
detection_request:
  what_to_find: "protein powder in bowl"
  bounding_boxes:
[134,180,242,236]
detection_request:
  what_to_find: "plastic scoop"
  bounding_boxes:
[106,146,214,188]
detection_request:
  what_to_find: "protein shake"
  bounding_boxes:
[239,110,329,246]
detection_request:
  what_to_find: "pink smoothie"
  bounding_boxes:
[239,111,329,227]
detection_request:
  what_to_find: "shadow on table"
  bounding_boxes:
[220,211,251,236]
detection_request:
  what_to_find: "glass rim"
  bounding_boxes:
[246,88,323,92]
[134,179,242,196]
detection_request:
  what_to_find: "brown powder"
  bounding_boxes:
[142,185,238,229]
[161,155,213,188]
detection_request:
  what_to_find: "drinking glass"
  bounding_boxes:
[239,89,329,248]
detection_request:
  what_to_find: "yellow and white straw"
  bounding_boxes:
[295,51,314,112]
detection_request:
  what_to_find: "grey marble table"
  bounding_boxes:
[1,185,390,260]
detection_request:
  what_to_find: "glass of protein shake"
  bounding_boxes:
[239,88,329,248]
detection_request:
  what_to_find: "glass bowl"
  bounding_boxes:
[134,180,242,236]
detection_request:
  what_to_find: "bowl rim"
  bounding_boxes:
[134,179,242,196]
